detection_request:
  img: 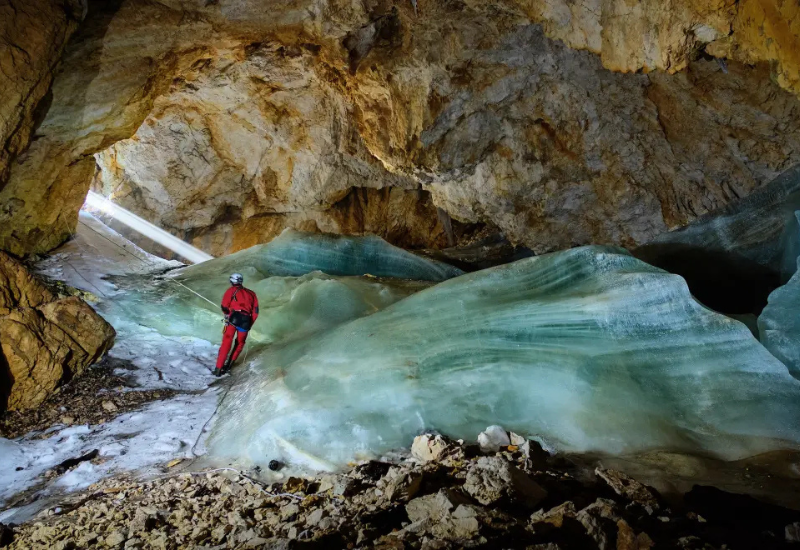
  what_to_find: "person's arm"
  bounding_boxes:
[221,288,233,315]
[251,291,259,323]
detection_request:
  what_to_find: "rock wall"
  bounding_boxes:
[1,0,800,257]
[0,252,115,411]
[0,0,85,192]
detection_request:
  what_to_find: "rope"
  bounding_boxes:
[190,380,234,457]
[74,217,219,309]
[62,215,264,480]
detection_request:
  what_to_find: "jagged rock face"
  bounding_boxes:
[91,39,476,254]
[95,5,800,255]
[1,0,800,256]
[0,0,85,190]
[0,252,115,411]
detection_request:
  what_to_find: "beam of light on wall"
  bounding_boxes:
[83,191,214,264]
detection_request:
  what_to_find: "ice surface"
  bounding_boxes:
[0,392,218,522]
[209,246,800,471]
[758,211,800,378]
[2,214,220,520]
[35,211,181,299]
[638,165,800,274]
[108,228,447,348]
[110,271,430,350]
[179,228,464,282]
[635,165,800,313]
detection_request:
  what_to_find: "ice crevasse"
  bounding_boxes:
[207,245,800,470]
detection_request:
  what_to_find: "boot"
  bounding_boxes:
[222,359,232,374]
[213,367,223,377]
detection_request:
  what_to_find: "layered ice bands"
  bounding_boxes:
[109,270,429,348]
[210,246,800,471]
[178,228,464,282]
[108,229,450,347]
[759,211,800,378]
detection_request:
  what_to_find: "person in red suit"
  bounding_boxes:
[215,273,259,377]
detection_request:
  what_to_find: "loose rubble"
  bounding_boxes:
[1,429,799,549]
[0,357,177,440]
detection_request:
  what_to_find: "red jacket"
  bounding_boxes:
[221,285,259,323]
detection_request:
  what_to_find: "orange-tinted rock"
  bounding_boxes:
[0,252,114,411]
[1,0,800,257]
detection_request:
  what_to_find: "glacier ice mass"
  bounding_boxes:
[635,165,800,314]
[207,245,800,470]
[758,211,800,378]
[179,228,464,282]
[106,230,446,347]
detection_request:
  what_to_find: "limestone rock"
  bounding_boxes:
[787,522,800,542]
[405,489,482,541]
[575,499,621,550]
[383,469,423,502]
[464,456,547,508]
[0,0,85,188]
[305,509,326,527]
[406,489,472,524]
[0,0,798,260]
[0,252,55,313]
[594,468,660,514]
[0,252,115,410]
[531,501,578,529]
[477,425,511,453]
[411,433,451,462]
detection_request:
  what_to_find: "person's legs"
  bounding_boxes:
[216,324,237,369]
[229,329,249,363]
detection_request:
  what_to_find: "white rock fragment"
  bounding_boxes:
[477,425,510,452]
[411,434,450,462]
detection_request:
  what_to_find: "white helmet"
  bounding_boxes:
[229,273,243,285]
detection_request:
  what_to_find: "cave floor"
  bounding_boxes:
[1,213,799,528]
[0,213,224,524]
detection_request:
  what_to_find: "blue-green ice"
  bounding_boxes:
[759,211,800,378]
[201,244,800,470]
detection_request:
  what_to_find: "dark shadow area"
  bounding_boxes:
[634,165,800,315]
[0,350,12,412]
[634,244,782,315]
[421,232,535,272]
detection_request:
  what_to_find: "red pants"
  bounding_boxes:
[216,324,248,369]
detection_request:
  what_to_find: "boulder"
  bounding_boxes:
[464,456,547,508]
[531,501,578,529]
[406,489,472,524]
[383,468,423,502]
[411,433,451,462]
[0,252,115,411]
[477,425,510,453]
[787,522,800,542]
[594,468,660,514]
[616,518,655,550]
[405,489,482,542]
[575,499,621,550]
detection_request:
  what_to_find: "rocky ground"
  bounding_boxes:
[2,432,799,549]
[0,357,177,440]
